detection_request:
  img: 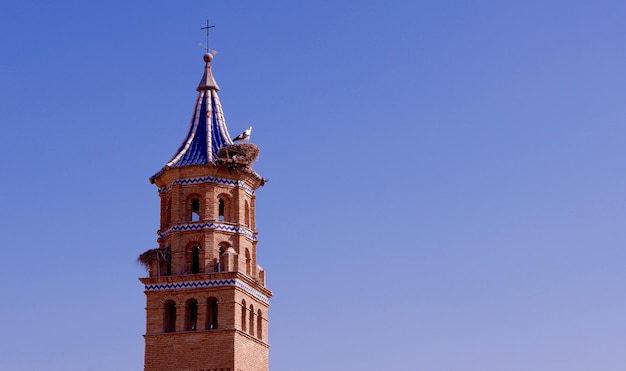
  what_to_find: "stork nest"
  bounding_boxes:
[215,143,260,171]
[137,246,171,271]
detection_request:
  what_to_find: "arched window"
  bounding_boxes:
[244,200,250,226]
[218,198,225,221]
[241,300,247,332]
[249,304,255,336]
[257,309,263,340]
[245,249,251,275]
[191,246,201,274]
[219,242,230,255]
[164,300,176,333]
[191,198,200,222]
[207,297,218,330]
[185,299,198,331]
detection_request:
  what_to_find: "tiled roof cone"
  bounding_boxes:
[152,53,234,181]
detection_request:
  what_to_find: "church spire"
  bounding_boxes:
[141,45,272,371]
[152,53,233,181]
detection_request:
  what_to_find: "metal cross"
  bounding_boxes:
[201,20,215,53]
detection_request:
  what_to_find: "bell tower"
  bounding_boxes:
[139,52,272,371]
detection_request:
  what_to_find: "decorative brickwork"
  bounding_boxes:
[158,176,255,195]
[144,277,270,304]
[141,52,271,371]
[158,222,257,240]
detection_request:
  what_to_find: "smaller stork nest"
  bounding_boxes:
[137,246,171,271]
[215,143,260,172]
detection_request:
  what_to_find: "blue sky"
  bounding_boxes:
[1,1,626,370]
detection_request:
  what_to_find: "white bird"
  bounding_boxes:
[233,126,252,142]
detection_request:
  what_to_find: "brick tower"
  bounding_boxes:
[139,52,272,371]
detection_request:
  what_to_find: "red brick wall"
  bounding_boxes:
[144,165,271,371]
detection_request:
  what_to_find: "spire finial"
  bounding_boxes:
[200,20,215,54]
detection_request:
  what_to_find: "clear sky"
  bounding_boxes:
[1,1,626,370]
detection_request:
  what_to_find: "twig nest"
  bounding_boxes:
[215,143,260,171]
[137,246,171,270]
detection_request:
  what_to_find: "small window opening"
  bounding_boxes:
[249,305,255,336]
[257,309,263,340]
[245,249,251,275]
[164,300,176,333]
[191,246,201,274]
[241,300,247,332]
[185,299,198,331]
[244,201,250,226]
[191,198,200,222]
[218,199,225,221]
[207,297,218,329]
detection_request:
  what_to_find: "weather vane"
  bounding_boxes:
[200,20,215,54]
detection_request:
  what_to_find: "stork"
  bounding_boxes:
[233,126,252,142]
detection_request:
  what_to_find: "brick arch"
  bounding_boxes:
[241,299,247,332]
[218,241,238,272]
[185,298,199,331]
[244,199,250,226]
[216,193,232,222]
[206,296,218,330]
[185,193,202,222]
[157,296,178,307]
[248,304,255,336]
[185,241,203,274]
[218,241,232,255]
[163,299,177,333]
